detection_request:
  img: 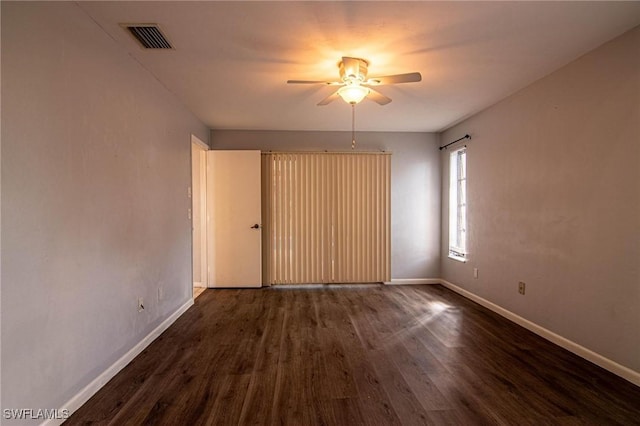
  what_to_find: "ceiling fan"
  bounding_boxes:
[287,56,421,106]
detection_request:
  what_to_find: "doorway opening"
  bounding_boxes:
[191,135,208,299]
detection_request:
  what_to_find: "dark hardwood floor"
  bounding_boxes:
[67,284,640,425]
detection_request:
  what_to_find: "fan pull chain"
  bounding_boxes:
[351,103,356,150]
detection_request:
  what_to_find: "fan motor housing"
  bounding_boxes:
[339,58,369,83]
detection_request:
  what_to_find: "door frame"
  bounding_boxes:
[191,134,209,293]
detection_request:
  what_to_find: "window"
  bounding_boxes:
[449,147,467,261]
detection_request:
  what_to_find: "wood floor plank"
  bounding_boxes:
[270,356,318,426]
[317,327,359,400]
[333,322,403,426]
[428,365,508,425]
[66,284,640,425]
[203,373,251,426]
[236,365,278,425]
[368,348,433,425]
[392,342,451,412]
[329,397,367,426]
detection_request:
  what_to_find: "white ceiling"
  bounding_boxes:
[78,1,640,132]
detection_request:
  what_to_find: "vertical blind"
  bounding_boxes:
[262,152,391,284]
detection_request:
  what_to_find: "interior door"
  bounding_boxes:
[206,150,262,287]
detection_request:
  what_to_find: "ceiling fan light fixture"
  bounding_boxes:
[337,85,370,104]
[287,56,420,107]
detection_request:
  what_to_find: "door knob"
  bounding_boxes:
[250,224,261,229]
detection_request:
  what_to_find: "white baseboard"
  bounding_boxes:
[42,299,194,426]
[384,278,441,285]
[439,279,640,387]
[193,282,206,288]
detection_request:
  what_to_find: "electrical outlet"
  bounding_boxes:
[158,287,164,301]
[138,297,145,312]
[518,282,526,295]
[473,268,478,279]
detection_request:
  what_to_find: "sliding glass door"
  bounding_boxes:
[262,152,391,284]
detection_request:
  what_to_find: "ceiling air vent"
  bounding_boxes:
[123,24,172,49]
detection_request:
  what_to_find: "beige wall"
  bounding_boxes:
[211,130,442,280]
[1,2,209,421]
[441,26,640,373]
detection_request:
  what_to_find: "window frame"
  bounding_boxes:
[448,147,467,262]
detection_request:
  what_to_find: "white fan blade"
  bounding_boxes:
[367,88,392,105]
[317,91,341,106]
[366,72,422,85]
